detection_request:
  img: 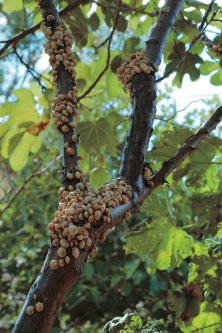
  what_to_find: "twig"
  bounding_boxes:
[176,99,206,113]
[120,0,185,185]
[93,1,159,17]
[13,46,46,90]
[78,2,121,101]
[13,46,54,88]
[0,155,62,216]
[191,322,221,332]
[93,34,110,49]
[156,99,206,122]
[199,0,215,30]
[0,0,88,58]
[156,31,204,83]
[157,7,218,83]
[152,106,222,186]
[149,152,222,165]
[110,105,222,222]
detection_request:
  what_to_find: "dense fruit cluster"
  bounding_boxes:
[143,165,154,188]
[41,18,78,133]
[52,92,78,135]
[40,10,134,272]
[42,19,76,82]
[48,168,133,270]
[117,50,158,93]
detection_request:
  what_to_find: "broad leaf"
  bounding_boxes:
[3,0,23,13]
[124,219,194,271]
[77,117,118,155]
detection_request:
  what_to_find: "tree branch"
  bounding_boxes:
[119,0,185,187]
[93,1,159,17]
[145,0,185,68]
[109,106,222,226]
[152,106,222,187]
[78,5,120,101]
[38,0,81,190]
[0,0,88,58]
[156,7,219,83]
[199,0,215,31]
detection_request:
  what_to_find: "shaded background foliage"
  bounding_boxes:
[0,0,222,332]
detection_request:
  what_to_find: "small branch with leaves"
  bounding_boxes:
[78,2,121,101]
[0,155,62,217]
[13,46,46,90]
[0,0,88,58]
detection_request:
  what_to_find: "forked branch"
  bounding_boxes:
[119,0,185,187]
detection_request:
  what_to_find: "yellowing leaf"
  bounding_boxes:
[1,128,20,158]
[180,303,221,333]
[3,0,23,13]
[0,89,39,136]
[30,135,43,154]
[9,133,42,171]
[0,88,45,169]
[27,120,49,136]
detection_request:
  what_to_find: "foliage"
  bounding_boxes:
[0,0,222,332]
[103,313,167,333]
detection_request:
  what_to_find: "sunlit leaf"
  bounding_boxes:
[3,0,23,13]
[124,219,194,271]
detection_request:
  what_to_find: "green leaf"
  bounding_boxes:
[111,55,123,73]
[9,133,42,171]
[124,259,140,279]
[176,19,198,42]
[210,70,222,86]
[1,128,19,158]
[199,61,218,75]
[106,71,121,98]
[184,9,202,22]
[3,0,23,13]
[116,15,128,32]
[1,89,39,133]
[179,303,221,333]
[165,43,203,87]
[30,135,42,154]
[123,37,141,54]
[124,219,194,272]
[89,12,100,31]
[84,263,95,280]
[89,167,110,187]
[8,132,25,155]
[24,0,37,11]
[78,117,118,155]
[76,62,91,81]
[150,127,193,163]
[110,275,122,288]
[68,8,88,47]
[141,188,174,220]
